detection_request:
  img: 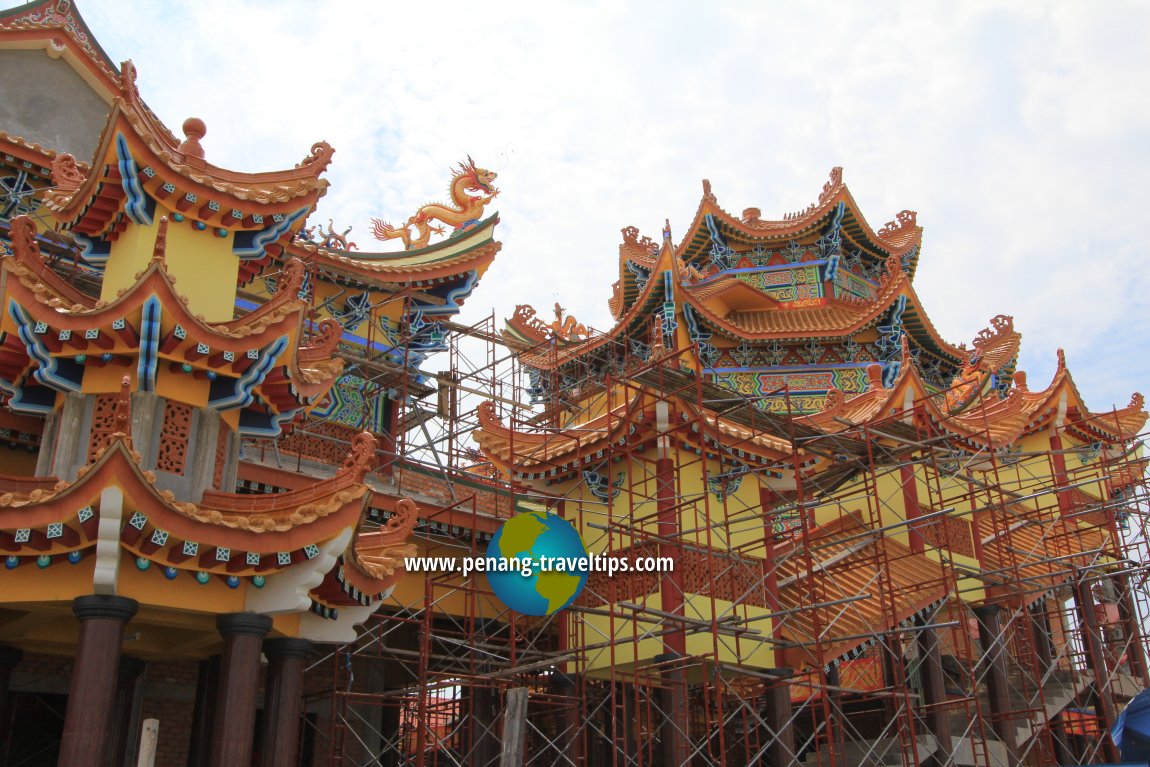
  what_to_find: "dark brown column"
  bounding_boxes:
[1113,573,1150,685]
[102,656,148,767]
[974,604,1017,767]
[761,670,797,767]
[1028,603,1074,765]
[466,660,499,766]
[259,638,312,767]
[1073,579,1121,763]
[58,595,139,767]
[188,655,222,767]
[0,646,22,765]
[209,613,272,767]
[915,619,952,755]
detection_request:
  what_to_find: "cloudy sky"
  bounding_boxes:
[30,1,1150,410]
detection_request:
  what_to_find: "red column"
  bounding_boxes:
[210,613,273,767]
[1049,433,1072,517]
[656,456,685,654]
[259,638,312,767]
[57,595,139,767]
[901,463,924,554]
[655,455,689,765]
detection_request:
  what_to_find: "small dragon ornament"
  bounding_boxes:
[371,156,498,250]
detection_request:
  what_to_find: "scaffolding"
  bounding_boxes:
[295,309,1149,767]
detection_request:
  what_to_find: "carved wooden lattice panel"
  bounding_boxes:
[213,425,230,489]
[157,400,193,475]
[86,394,120,463]
[916,515,976,558]
[277,421,360,466]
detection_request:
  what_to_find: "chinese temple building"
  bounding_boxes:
[477,170,1149,766]
[2,1,1149,767]
[0,1,503,765]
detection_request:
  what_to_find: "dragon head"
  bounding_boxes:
[457,155,499,195]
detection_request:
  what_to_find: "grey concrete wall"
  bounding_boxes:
[0,49,110,160]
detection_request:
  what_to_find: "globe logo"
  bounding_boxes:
[484,511,589,616]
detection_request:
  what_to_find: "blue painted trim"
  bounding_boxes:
[137,296,162,392]
[71,232,111,267]
[415,269,479,315]
[116,133,153,226]
[209,336,289,410]
[8,300,82,393]
[233,206,310,259]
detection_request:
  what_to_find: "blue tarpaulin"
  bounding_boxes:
[1113,687,1150,763]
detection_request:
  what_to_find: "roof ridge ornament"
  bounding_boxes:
[818,167,844,205]
[119,59,140,103]
[877,210,917,239]
[112,375,132,444]
[297,141,335,173]
[702,178,717,202]
[339,432,379,482]
[973,314,1014,349]
[6,216,40,261]
[151,216,169,267]
[370,156,497,250]
[276,257,306,298]
[50,153,86,194]
[178,116,206,167]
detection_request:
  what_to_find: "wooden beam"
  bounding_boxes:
[498,687,529,767]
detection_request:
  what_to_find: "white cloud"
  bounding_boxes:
[25,0,1150,409]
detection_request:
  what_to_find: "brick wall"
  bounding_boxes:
[140,659,199,767]
[395,464,514,519]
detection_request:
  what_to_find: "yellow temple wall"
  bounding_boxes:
[97,217,240,322]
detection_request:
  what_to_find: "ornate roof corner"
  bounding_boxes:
[877,210,917,239]
[300,317,343,360]
[818,167,844,205]
[297,141,335,173]
[275,257,306,299]
[620,225,658,265]
[50,152,87,194]
[702,178,716,203]
[6,214,40,259]
[822,387,846,414]
[339,432,379,483]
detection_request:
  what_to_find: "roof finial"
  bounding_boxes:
[1012,370,1028,392]
[663,219,672,241]
[702,178,716,202]
[179,117,206,162]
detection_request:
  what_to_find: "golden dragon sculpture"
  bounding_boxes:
[370,156,499,250]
